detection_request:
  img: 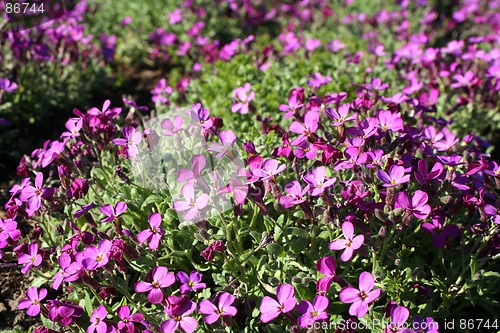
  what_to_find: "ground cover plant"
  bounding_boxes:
[1,0,499,332]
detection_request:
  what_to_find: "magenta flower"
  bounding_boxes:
[177,155,206,183]
[450,71,476,88]
[18,243,43,274]
[252,159,286,180]
[259,284,297,323]
[18,286,47,316]
[334,147,367,170]
[199,292,237,324]
[0,218,21,247]
[231,83,255,114]
[293,140,318,160]
[135,266,175,304]
[339,272,381,318]
[46,299,83,326]
[303,166,336,196]
[176,270,206,294]
[19,172,53,215]
[208,130,236,158]
[100,202,127,223]
[377,110,403,132]
[307,72,332,90]
[0,78,18,92]
[279,95,303,119]
[316,256,337,292]
[384,305,411,333]
[161,296,198,333]
[279,181,310,208]
[376,165,410,187]
[137,213,165,250]
[363,78,389,91]
[289,111,319,145]
[60,118,83,139]
[297,296,329,327]
[421,218,460,248]
[88,305,113,333]
[112,126,142,158]
[325,104,356,126]
[152,78,173,104]
[173,181,209,220]
[117,306,144,333]
[81,239,112,270]
[329,222,364,261]
[396,190,431,219]
[52,253,82,290]
[414,160,444,185]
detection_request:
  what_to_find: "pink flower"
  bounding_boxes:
[135,266,175,304]
[112,126,142,158]
[414,160,444,185]
[376,165,410,187]
[161,116,184,136]
[208,130,236,158]
[173,181,209,220]
[18,286,47,316]
[0,217,21,247]
[100,202,127,223]
[52,253,82,290]
[279,181,309,208]
[161,296,198,333]
[199,292,237,324]
[329,221,364,261]
[363,78,389,91]
[252,159,286,180]
[231,83,254,114]
[176,270,206,294]
[60,118,83,139]
[303,166,336,196]
[307,72,332,90]
[316,256,337,292]
[137,213,165,250]
[395,190,431,219]
[18,243,43,274]
[117,306,144,333]
[339,272,381,318]
[279,95,303,119]
[259,284,297,323]
[384,305,412,333]
[289,111,319,145]
[80,239,112,270]
[88,305,113,333]
[152,79,173,104]
[297,296,329,327]
[377,110,403,132]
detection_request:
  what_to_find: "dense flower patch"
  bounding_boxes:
[1,0,500,333]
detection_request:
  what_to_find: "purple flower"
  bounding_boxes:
[177,155,206,183]
[316,256,337,292]
[303,166,336,196]
[259,284,297,323]
[112,126,142,158]
[364,78,389,91]
[176,270,206,294]
[421,218,460,248]
[450,71,476,88]
[167,8,183,25]
[199,292,237,324]
[296,296,329,327]
[80,239,112,270]
[279,181,309,208]
[376,165,411,187]
[88,305,113,333]
[208,130,236,159]
[413,316,439,333]
[52,253,82,290]
[293,140,318,160]
[161,116,184,136]
[395,190,431,219]
[339,272,381,318]
[484,204,500,225]
[0,218,21,247]
[152,79,173,104]
[0,78,18,92]
[18,286,47,316]
[19,172,53,215]
[414,160,444,185]
[377,110,403,132]
[289,111,319,145]
[137,213,165,250]
[307,72,332,90]
[117,306,144,333]
[231,83,254,114]
[252,159,286,180]
[173,181,209,221]
[100,202,127,223]
[18,243,43,274]
[329,221,364,261]
[326,39,345,53]
[325,104,356,127]
[135,266,175,304]
[384,305,412,333]
[334,147,368,170]
[161,296,198,333]
[46,299,83,326]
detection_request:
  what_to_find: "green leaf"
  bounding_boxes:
[266,243,286,257]
[470,256,477,277]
